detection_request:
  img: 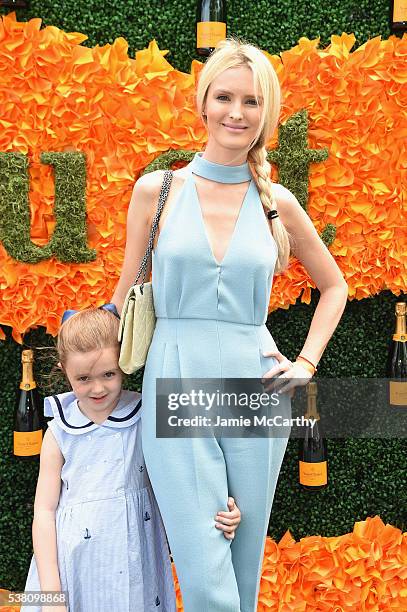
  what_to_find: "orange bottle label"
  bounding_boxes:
[197,22,226,48]
[393,0,407,22]
[13,430,42,456]
[389,381,407,406]
[299,460,327,486]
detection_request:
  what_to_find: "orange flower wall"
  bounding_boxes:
[2,517,406,610]
[0,13,406,342]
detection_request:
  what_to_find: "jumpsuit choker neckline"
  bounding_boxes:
[190,152,251,184]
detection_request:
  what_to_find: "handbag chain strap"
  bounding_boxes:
[133,169,174,287]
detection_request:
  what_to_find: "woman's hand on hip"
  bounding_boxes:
[261,350,313,397]
[214,497,241,540]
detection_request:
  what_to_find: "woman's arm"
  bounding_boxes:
[273,185,348,367]
[110,171,165,314]
[32,428,64,592]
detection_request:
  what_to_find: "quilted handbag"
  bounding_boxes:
[118,169,173,374]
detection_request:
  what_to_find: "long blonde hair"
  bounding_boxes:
[196,37,291,273]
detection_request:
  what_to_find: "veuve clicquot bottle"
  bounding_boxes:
[196,0,227,57]
[390,0,407,33]
[298,381,328,492]
[387,302,407,408]
[13,349,43,459]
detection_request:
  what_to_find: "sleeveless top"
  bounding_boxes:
[151,152,278,327]
[22,390,176,612]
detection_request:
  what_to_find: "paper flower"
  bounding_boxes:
[0,13,405,341]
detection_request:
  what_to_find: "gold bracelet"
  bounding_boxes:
[295,356,316,375]
[297,354,318,371]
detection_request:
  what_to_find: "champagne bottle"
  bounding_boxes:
[390,0,407,33]
[13,349,43,458]
[387,302,407,407]
[298,381,328,492]
[196,0,227,57]
[0,0,29,9]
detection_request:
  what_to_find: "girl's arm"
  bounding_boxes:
[32,427,64,592]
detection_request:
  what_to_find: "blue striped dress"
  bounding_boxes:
[22,390,176,612]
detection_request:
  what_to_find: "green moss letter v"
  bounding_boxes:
[0,152,96,263]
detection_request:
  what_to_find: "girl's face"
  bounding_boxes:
[63,346,123,423]
[203,65,263,161]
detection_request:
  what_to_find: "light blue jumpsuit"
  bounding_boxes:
[141,152,291,612]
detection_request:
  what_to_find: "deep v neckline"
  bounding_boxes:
[190,174,252,267]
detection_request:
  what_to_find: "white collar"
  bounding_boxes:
[44,390,142,435]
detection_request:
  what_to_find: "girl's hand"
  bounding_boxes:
[214,497,241,540]
[261,350,313,397]
[42,606,67,612]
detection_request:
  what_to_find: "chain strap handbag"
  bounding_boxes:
[118,169,173,374]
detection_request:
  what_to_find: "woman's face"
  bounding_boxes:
[203,65,263,157]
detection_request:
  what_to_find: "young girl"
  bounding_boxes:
[22,306,241,612]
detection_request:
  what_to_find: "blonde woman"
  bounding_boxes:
[112,37,348,612]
